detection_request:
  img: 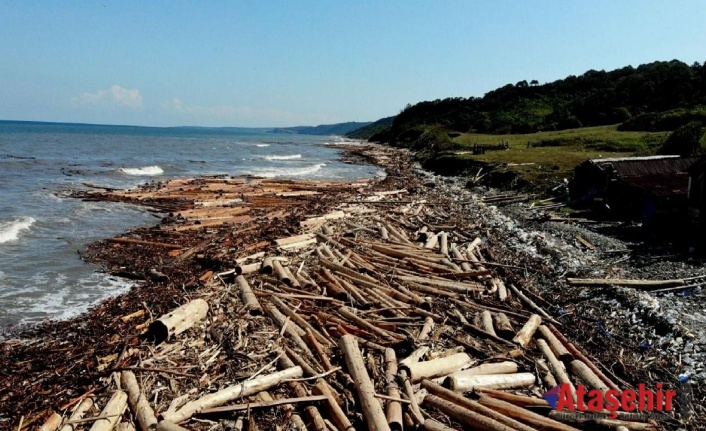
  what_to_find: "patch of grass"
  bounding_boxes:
[450,125,670,187]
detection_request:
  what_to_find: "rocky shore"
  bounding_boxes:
[1,144,702,431]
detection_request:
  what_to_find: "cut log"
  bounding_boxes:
[235,275,263,315]
[536,339,577,403]
[37,413,62,431]
[480,311,496,337]
[121,371,158,431]
[446,372,534,392]
[383,349,403,431]
[89,390,128,431]
[444,362,518,390]
[547,324,620,392]
[537,325,572,362]
[339,335,390,431]
[512,314,542,348]
[493,313,514,340]
[474,388,550,408]
[477,395,580,431]
[421,380,536,431]
[399,352,473,383]
[156,422,190,431]
[570,360,609,392]
[147,298,209,344]
[162,366,303,423]
[424,394,516,431]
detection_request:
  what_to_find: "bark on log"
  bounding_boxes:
[383,349,403,431]
[339,335,391,431]
[421,380,536,431]
[121,371,158,431]
[570,360,609,392]
[277,352,327,431]
[494,313,514,340]
[235,275,262,315]
[474,388,550,407]
[400,352,473,383]
[512,314,542,348]
[547,324,620,392]
[477,395,580,431]
[147,299,209,344]
[423,419,456,431]
[89,390,128,431]
[162,366,303,423]
[263,304,311,353]
[312,381,353,431]
[424,394,516,431]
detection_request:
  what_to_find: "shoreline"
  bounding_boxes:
[1,144,701,430]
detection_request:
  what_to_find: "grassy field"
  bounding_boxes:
[449,125,670,186]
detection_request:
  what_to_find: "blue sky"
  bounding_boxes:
[1,1,705,127]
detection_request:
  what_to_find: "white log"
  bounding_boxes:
[398,346,429,368]
[444,362,518,390]
[115,424,135,431]
[89,390,128,431]
[424,233,439,249]
[148,299,208,343]
[37,413,62,431]
[480,311,496,337]
[339,335,390,431]
[512,314,542,348]
[121,371,158,431]
[162,366,303,423]
[446,372,535,392]
[400,352,473,383]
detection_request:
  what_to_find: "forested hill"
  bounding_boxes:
[271,122,371,136]
[364,60,706,144]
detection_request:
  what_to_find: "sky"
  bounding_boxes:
[1,1,705,128]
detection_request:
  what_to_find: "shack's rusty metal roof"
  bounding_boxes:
[591,155,699,178]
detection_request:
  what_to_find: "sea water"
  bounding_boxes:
[0,121,380,330]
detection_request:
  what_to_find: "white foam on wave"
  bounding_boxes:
[119,165,164,176]
[0,217,36,244]
[256,144,270,147]
[250,163,326,178]
[264,154,302,161]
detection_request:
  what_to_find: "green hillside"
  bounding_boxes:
[271,122,371,136]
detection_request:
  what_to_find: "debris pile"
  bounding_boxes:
[1,146,697,431]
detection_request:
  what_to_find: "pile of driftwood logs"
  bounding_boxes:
[18,149,668,431]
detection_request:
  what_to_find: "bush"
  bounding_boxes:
[658,121,706,156]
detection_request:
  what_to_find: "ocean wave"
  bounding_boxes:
[264,154,302,161]
[256,144,270,147]
[250,163,326,178]
[0,217,36,244]
[119,165,164,176]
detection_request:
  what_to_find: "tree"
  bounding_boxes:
[530,79,539,86]
[516,80,529,88]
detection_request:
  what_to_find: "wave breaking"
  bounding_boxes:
[119,166,164,176]
[0,217,36,244]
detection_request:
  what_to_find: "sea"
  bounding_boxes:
[0,120,381,331]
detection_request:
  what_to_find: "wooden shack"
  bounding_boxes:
[572,155,698,223]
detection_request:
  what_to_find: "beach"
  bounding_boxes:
[1,144,702,430]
